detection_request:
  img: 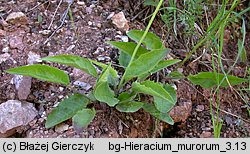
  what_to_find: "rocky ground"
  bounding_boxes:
[0,0,249,138]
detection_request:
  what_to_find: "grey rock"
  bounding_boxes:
[0,100,38,136]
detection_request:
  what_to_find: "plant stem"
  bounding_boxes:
[118,0,164,90]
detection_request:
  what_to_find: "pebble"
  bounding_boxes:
[0,53,10,64]
[107,12,115,19]
[88,21,93,26]
[202,127,211,131]
[177,67,183,73]
[59,87,64,92]
[2,47,9,53]
[111,12,129,31]
[66,44,75,51]
[77,1,85,5]
[200,131,212,138]
[97,56,105,61]
[39,30,51,35]
[121,36,129,42]
[58,95,64,99]
[96,23,101,28]
[196,105,205,112]
[55,123,69,133]
[73,81,92,91]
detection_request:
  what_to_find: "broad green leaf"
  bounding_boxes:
[139,59,181,79]
[108,41,148,67]
[188,72,248,88]
[42,54,97,77]
[119,51,131,67]
[124,48,169,81]
[127,30,163,50]
[45,93,90,128]
[94,81,119,107]
[132,81,176,113]
[143,104,174,125]
[116,102,144,112]
[5,64,70,85]
[72,108,96,128]
[154,84,176,113]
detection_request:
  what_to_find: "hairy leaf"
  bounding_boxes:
[132,81,176,113]
[188,72,248,88]
[42,54,97,77]
[143,104,174,125]
[124,48,169,81]
[72,108,96,128]
[127,30,164,50]
[94,81,119,107]
[116,102,144,112]
[45,93,90,128]
[5,64,70,85]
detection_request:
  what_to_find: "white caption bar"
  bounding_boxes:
[0,138,249,154]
